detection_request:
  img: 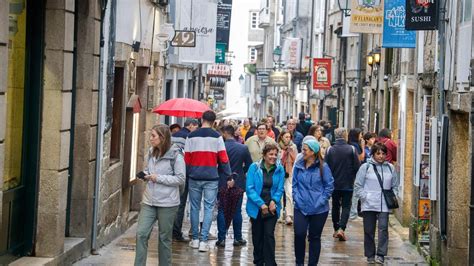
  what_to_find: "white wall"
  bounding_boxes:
[116,0,163,52]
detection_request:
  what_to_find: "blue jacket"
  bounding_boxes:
[245,161,285,219]
[292,130,304,152]
[292,158,334,215]
[219,139,253,190]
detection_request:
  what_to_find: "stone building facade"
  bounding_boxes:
[0,0,167,264]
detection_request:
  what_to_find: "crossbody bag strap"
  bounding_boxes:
[372,164,384,190]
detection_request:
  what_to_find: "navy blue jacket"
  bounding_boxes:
[172,127,191,139]
[219,139,253,191]
[325,139,361,190]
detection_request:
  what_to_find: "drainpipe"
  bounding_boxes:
[92,0,108,254]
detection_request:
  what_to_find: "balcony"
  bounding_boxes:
[259,8,270,28]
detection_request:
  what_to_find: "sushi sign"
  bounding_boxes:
[405,0,439,30]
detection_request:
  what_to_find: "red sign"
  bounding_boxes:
[312,58,332,90]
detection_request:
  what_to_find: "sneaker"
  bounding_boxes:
[189,239,199,249]
[198,241,210,252]
[173,234,190,242]
[367,257,376,264]
[285,216,293,225]
[375,256,384,264]
[336,229,347,241]
[215,240,225,247]
[233,239,247,246]
[208,232,217,240]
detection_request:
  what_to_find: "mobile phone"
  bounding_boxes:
[136,171,147,179]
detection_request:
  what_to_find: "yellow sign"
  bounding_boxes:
[350,0,384,34]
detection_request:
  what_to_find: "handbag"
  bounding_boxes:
[372,164,399,209]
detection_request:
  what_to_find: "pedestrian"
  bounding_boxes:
[308,125,331,157]
[216,125,253,248]
[377,128,397,164]
[267,115,281,140]
[169,123,181,134]
[260,118,276,139]
[246,143,285,266]
[240,118,251,139]
[170,119,199,242]
[348,128,366,162]
[246,122,277,162]
[354,142,399,264]
[234,125,245,144]
[275,129,297,225]
[135,124,185,266]
[185,110,232,252]
[363,132,377,162]
[325,128,360,241]
[245,121,257,142]
[292,139,334,266]
[296,112,311,136]
[286,119,304,152]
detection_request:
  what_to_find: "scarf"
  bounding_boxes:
[279,140,297,175]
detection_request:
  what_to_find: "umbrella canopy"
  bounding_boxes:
[152,98,210,118]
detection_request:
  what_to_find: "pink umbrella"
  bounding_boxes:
[152,98,211,118]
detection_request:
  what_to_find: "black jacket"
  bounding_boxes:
[325,138,361,190]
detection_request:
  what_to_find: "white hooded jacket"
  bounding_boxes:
[354,159,399,213]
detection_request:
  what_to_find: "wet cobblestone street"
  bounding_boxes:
[75,197,426,265]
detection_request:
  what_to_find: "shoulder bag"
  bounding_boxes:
[372,164,399,209]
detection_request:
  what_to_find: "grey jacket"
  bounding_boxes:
[354,159,399,213]
[142,144,186,207]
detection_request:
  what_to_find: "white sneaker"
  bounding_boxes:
[198,241,210,252]
[208,232,217,240]
[189,239,199,249]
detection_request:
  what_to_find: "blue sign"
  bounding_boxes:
[382,0,416,48]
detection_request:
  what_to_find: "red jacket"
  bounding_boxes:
[377,137,397,164]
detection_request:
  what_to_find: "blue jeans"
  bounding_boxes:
[188,179,218,242]
[217,196,243,241]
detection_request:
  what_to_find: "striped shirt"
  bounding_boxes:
[184,127,232,181]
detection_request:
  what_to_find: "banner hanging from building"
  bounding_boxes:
[269,71,288,87]
[215,43,226,63]
[382,0,416,48]
[179,0,217,64]
[216,0,232,48]
[405,0,439,30]
[350,0,384,34]
[312,58,331,90]
[281,38,302,69]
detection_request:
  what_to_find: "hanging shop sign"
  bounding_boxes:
[213,90,225,100]
[312,58,332,90]
[350,0,384,34]
[405,0,439,30]
[171,30,196,47]
[256,69,271,80]
[216,0,232,47]
[269,71,288,87]
[215,43,226,63]
[382,0,416,48]
[179,0,217,64]
[281,38,302,69]
[207,64,231,77]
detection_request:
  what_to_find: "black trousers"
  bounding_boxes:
[251,211,277,266]
[172,179,188,238]
[331,190,353,231]
[294,209,328,265]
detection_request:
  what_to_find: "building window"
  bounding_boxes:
[110,67,124,161]
[461,0,472,23]
[249,47,257,62]
[251,12,259,29]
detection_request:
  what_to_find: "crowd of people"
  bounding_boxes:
[134,110,400,266]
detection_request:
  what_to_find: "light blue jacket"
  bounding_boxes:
[245,161,285,219]
[292,158,334,215]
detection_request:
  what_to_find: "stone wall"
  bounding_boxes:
[35,0,77,257]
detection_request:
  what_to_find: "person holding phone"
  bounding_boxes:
[246,143,285,266]
[134,124,185,266]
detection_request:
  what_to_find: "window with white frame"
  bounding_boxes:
[461,0,472,23]
[249,47,257,62]
[251,12,259,29]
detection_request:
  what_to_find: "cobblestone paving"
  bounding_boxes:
[75,198,427,265]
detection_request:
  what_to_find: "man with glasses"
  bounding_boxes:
[286,119,304,152]
[246,122,277,162]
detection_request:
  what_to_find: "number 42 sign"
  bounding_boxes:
[171,30,196,47]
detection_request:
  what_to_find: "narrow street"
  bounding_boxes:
[75,199,426,265]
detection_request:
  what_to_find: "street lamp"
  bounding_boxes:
[368,47,382,133]
[367,52,374,66]
[337,0,351,17]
